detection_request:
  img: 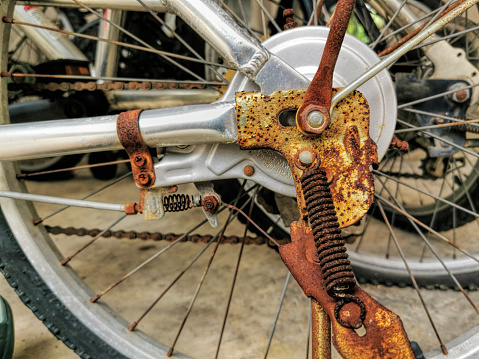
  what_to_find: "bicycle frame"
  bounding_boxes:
[1,0,477,159]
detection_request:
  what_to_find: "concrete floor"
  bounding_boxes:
[1,169,479,358]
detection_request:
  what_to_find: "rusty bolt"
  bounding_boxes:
[389,136,409,152]
[137,172,153,187]
[454,89,469,103]
[202,193,221,213]
[449,83,470,103]
[283,8,298,30]
[243,165,255,176]
[133,154,147,167]
[125,202,141,215]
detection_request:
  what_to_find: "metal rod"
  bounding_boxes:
[377,202,448,355]
[0,190,125,212]
[331,0,479,111]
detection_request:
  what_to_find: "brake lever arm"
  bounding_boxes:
[296,0,356,136]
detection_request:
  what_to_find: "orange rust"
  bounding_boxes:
[243,165,255,176]
[236,88,378,228]
[296,0,355,136]
[280,222,415,358]
[117,109,156,189]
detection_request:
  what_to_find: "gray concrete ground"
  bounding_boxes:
[1,171,478,358]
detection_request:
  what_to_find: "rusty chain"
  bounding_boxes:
[8,80,222,93]
[44,224,289,246]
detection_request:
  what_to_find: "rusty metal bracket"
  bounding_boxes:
[117,109,156,188]
[281,222,415,358]
[236,88,377,228]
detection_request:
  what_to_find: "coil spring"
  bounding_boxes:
[300,166,365,328]
[456,123,479,134]
[163,194,194,212]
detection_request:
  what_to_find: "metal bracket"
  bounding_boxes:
[117,109,156,188]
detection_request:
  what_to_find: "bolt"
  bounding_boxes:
[454,89,469,103]
[133,155,147,167]
[307,111,325,128]
[137,172,153,187]
[243,165,255,176]
[449,83,470,103]
[298,150,314,166]
[202,193,221,213]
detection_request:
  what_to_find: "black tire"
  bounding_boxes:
[0,208,127,359]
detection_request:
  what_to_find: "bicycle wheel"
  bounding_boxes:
[0,1,478,358]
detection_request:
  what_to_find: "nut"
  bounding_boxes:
[297,104,331,136]
[243,165,255,176]
[202,193,221,213]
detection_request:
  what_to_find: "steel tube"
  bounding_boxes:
[13,5,88,61]
[0,101,237,161]
[0,190,125,211]
[163,0,308,93]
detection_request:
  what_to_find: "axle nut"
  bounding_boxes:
[202,193,221,213]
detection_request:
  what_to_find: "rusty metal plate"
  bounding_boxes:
[236,88,378,228]
[280,222,415,359]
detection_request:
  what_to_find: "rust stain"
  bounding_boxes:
[279,222,415,358]
[117,109,156,189]
[296,0,356,136]
[236,88,378,228]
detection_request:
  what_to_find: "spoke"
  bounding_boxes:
[16,159,130,179]
[375,188,479,316]
[90,184,260,303]
[2,17,229,78]
[218,0,263,42]
[60,214,127,265]
[414,23,479,50]
[370,0,409,50]
[263,271,291,359]
[374,169,479,219]
[395,118,479,134]
[134,0,229,84]
[331,0,479,110]
[90,207,225,303]
[380,7,442,44]
[398,82,479,109]
[376,202,448,355]
[33,172,131,225]
[72,0,206,82]
[396,119,479,160]
[375,192,479,264]
[129,183,252,332]
[214,189,257,359]
[399,108,478,126]
[419,168,449,262]
[254,0,282,33]
[223,203,280,247]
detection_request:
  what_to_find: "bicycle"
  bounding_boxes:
[0,0,478,358]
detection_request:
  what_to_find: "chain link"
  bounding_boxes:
[8,80,222,93]
[44,225,287,245]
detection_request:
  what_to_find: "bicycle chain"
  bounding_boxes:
[8,80,222,93]
[44,224,287,245]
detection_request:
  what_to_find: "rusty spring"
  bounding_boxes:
[163,194,199,212]
[300,166,366,328]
